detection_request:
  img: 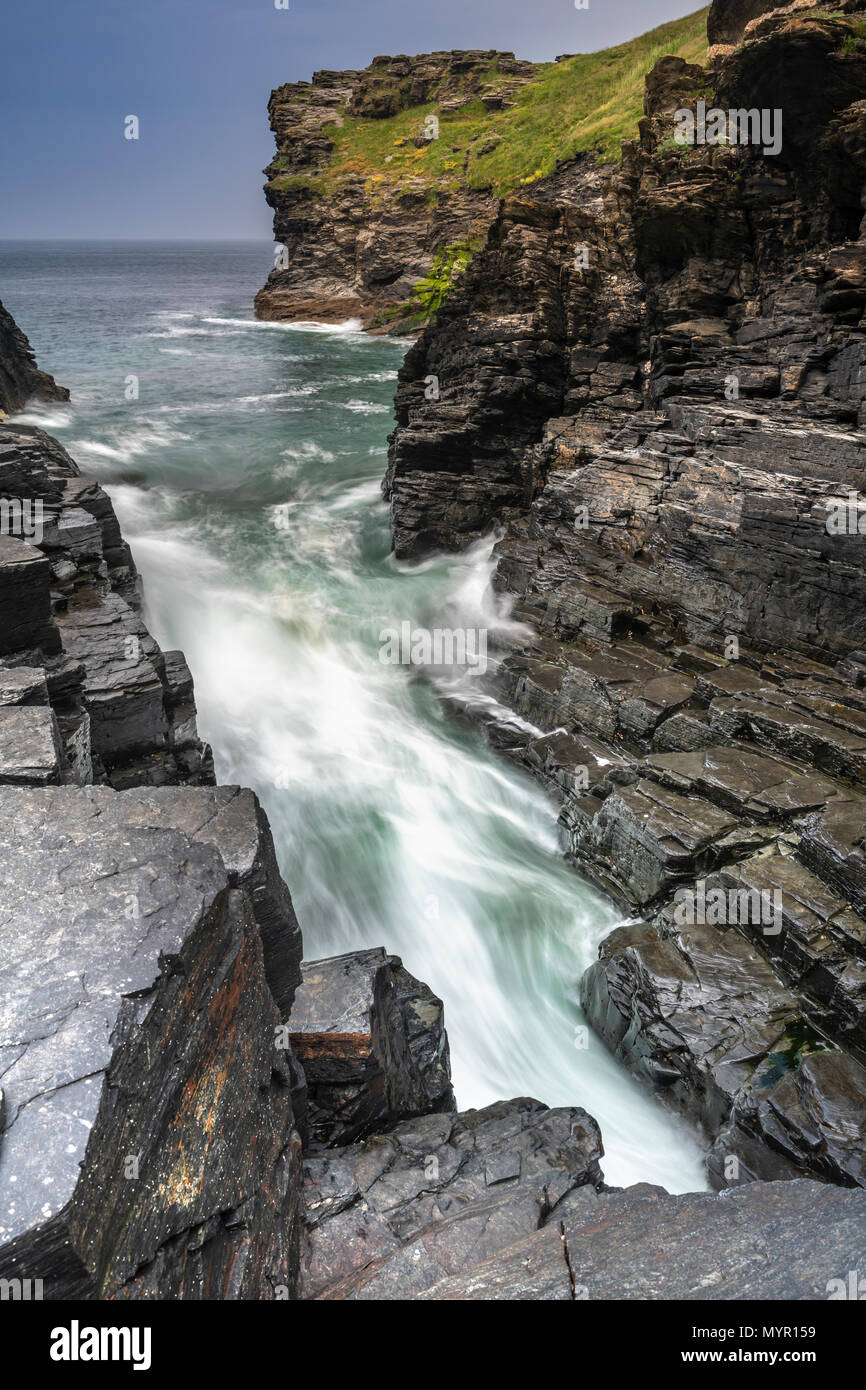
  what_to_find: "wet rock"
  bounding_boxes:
[704,850,866,1058]
[301,1098,603,1299]
[288,947,454,1147]
[417,1179,866,1300]
[573,779,741,910]
[581,919,801,1138]
[709,1050,866,1189]
[799,796,866,918]
[0,785,304,1299]
[0,299,68,416]
[581,913,866,1189]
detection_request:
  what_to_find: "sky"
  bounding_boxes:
[0,0,702,240]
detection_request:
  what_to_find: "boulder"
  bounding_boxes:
[288,947,454,1147]
[301,1098,603,1299]
[0,785,305,1299]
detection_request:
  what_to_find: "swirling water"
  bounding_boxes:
[1,241,707,1190]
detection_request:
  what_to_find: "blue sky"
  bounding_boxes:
[0,0,701,239]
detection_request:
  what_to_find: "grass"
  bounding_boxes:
[268,8,711,204]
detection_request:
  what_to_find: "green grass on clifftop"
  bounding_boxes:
[283,8,709,201]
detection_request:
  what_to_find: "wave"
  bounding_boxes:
[68,422,192,465]
[203,315,365,335]
[238,388,320,402]
[280,441,337,463]
[345,370,399,384]
[339,399,391,414]
[10,401,74,429]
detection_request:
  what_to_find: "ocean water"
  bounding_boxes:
[1,241,707,1191]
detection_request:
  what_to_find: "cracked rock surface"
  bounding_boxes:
[0,785,305,1298]
[289,948,455,1147]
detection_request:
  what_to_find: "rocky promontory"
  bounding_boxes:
[254,12,709,331]
[0,299,68,418]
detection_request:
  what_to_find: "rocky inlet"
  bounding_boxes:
[1,0,866,1303]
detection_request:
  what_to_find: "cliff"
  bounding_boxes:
[384,0,866,1189]
[254,13,709,330]
[0,299,68,417]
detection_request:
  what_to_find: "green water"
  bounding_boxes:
[2,240,707,1190]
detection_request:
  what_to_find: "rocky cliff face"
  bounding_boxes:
[0,299,68,417]
[3,0,866,1299]
[254,51,533,328]
[253,13,710,332]
[385,3,866,1190]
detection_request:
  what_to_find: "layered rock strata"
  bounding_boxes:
[384,4,866,1186]
[254,51,536,327]
[0,423,214,790]
[288,948,455,1148]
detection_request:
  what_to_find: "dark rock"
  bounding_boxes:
[0,537,61,658]
[707,1,790,53]
[0,706,63,784]
[799,796,866,918]
[581,914,866,1189]
[300,1098,603,1299]
[0,300,68,417]
[0,423,214,788]
[288,948,454,1147]
[417,1179,866,1300]
[0,785,304,1299]
[709,1050,866,1188]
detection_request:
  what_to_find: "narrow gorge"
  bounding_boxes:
[1,0,865,1304]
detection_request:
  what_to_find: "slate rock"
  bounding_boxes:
[289,947,455,1147]
[0,785,304,1299]
[301,1098,603,1299]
